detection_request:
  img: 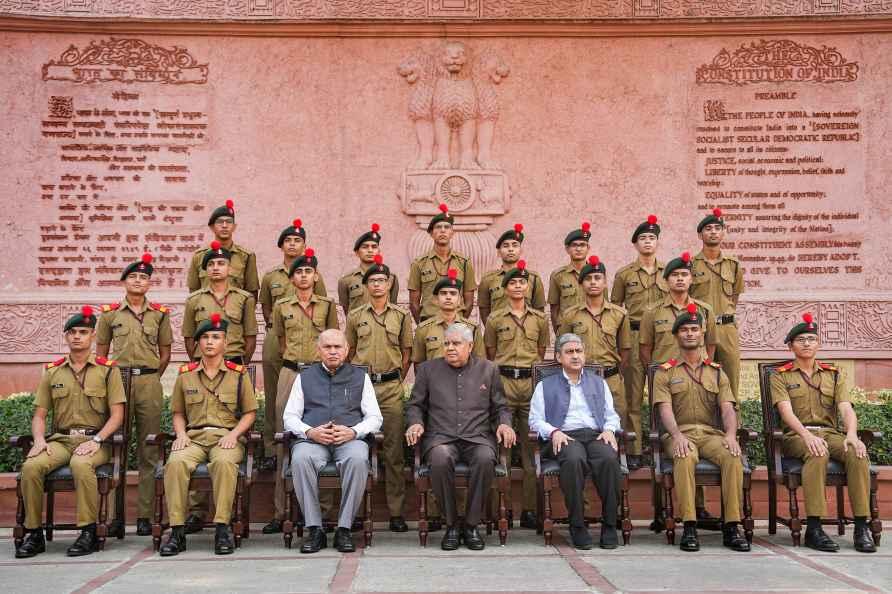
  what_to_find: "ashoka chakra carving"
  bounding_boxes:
[438,174,473,210]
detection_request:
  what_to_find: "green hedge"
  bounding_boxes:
[1,393,890,473]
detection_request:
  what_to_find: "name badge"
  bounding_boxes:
[271,283,282,289]
[358,320,369,327]
[786,383,801,389]
[426,336,439,342]
[560,283,573,289]
[655,319,668,325]
[350,283,361,292]
[52,383,64,388]
[626,281,639,287]
[694,271,706,277]
[497,325,511,334]
[184,388,199,395]
[284,314,294,320]
[670,378,684,385]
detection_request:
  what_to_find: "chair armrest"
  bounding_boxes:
[244,431,262,485]
[146,433,175,466]
[369,432,384,483]
[528,431,542,478]
[621,431,637,445]
[8,435,35,451]
[737,428,758,444]
[858,429,882,446]
[616,431,635,469]
[274,431,296,444]
[769,430,786,481]
[650,431,665,476]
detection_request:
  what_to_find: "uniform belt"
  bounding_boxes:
[65,428,99,437]
[226,356,245,365]
[124,367,157,376]
[602,366,619,378]
[499,366,532,379]
[716,314,735,325]
[283,360,312,372]
[803,425,831,430]
[189,425,228,431]
[630,321,640,331]
[369,369,401,384]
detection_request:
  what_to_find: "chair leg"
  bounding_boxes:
[45,489,55,542]
[242,485,251,540]
[768,478,777,535]
[742,476,754,544]
[498,488,508,546]
[283,485,294,549]
[543,482,553,546]
[364,484,373,548]
[869,474,882,546]
[788,484,801,547]
[96,479,109,551]
[664,481,675,546]
[535,481,544,536]
[835,485,845,536]
[418,488,428,548]
[233,481,244,549]
[621,476,632,546]
[152,475,164,552]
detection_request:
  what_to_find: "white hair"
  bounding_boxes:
[556,333,584,353]
[444,323,474,343]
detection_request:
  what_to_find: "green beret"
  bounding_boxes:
[632,214,661,243]
[289,248,318,276]
[501,260,530,287]
[427,203,454,233]
[194,312,229,340]
[277,218,306,247]
[672,303,703,334]
[354,224,382,252]
[201,241,232,270]
[784,313,819,344]
[564,222,592,246]
[697,207,725,233]
[496,224,525,248]
[65,306,97,332]
[433,269,462,294]
[121,253,154,280]
[207,199,235,226]
[362,255,390,284]
[663,252,692,279]
[578,255,606,282]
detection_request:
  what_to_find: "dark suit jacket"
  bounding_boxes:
[406,355,512,458]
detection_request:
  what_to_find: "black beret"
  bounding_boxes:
[277,218,306,247]
[663,252,692,279]
[121,253,154,280]
[433,269,462,294]
[207,199,235,226]
[632,214,661,243]
[427,203,454,233]
[194,312,229,340]
[697,207,725,233]
[496,224,525,248]
[201,241,232,270]
[564,222,592,246]
[501,260,530,287]
[362,255,391,284]
[354,224,382,252]
[289,248,318,275]
[672,303,703,334]
[578,255,607,281]
[784,313,819,344]
[64,305,97,332]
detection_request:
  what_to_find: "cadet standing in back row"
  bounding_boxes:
[477,224,546,325]
[548,222,592,332]
[338,224,399,314]
[186,200,259,299]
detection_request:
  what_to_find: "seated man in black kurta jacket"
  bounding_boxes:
[406,323,516,551]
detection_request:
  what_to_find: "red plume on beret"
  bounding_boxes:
[581,221,591,232]
[647,214,657,225]
[514,223,524,234]
[211,240,221,250]
[371,223,380,233]
[588,255,600,266]
[210,312,222,327]
[713,207,722,217]
[225,199,234,210]
[447,268,458,280]
[305,248,315,258]
[293,218,302,229]
[687,303,698,314]
[681,251,691,263]
[517,260,526,270]
[373,254,383,265]
[142,253,153,264]
[439,203,448,213]
[81,305,93,318]
[803,312,814,324]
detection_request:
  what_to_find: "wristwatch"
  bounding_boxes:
[92,435,103,444]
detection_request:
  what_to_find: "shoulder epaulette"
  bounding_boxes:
[101,303,120,313]
[45,357,66,369]
[528,308,546,318]
[95,356,117,367]
[776,361,795,372]
[417,317,438,329]
[818,361,838,372]
[660,358,678,370]
[564,304,584,316]
[233,287,252,298]
[150,302,170,314]
[605,302,628,314]
[193,246,208,255]
[704,358,722,369]
[187,288,206,298]
[724,254,739,262]
[225,360,247,374]
[179,362,200,374]
[389,303,410,316]
[274,295,294,305]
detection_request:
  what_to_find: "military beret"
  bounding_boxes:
[564,221,592,246]
[277,218,306,247]
[663,251,693,279]
[289,248,318,276]
[784,312,819,344]
[120,252,154,280]
[433,268,462,294]
[207,199,235,226]
[64,305,97,333]
[354,223,382,252]
[579,255,606,282]
[632,214,661,243]
[697,207,725,233]
[501,259,530,287]
[194,312,229,340]
[427,203,454,233]
[362,254,391,285]
[201,241,232,269]
[496,223,525,248]
[672,303,702,334]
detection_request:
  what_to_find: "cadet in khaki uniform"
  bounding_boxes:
[690,208,745,401]
[408,204,476,322]
[186,200,259,298]
[270,248,339,525]
[558,256,632,425]
[548,222,592,331]
[484,260,550,528]
[338,224,399,315]
[413,270,485,365]
[769,313,876,553]
[478,224,546,325]
[652,305,749,553]
[15,307,126,559]
[345,256,413,532]
[96,253,172,537]
[611,215,667,462]
[159,314,258,557]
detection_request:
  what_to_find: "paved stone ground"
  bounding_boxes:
[1,523,889,594]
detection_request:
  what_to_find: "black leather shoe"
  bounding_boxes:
[569,525,593,550]
[301,526,327,554]
[854,525,877,553]
[440,526,460,551]
[680,524,699,552]
[15,529,46,558]
[649,516,666,532]
[334,527,356,553]
[136,518,152,536]
[722,525,751,552]
[805,527,839,552]
[214,523,234,555]
[696,508,722,531]
[159,526,186,557]
[389,516,409,532]
[184,513,205,534]
[67,525,99,557]
[107,520,124,538]
[599,524,619,549]
[262,519,283,534]
[427,517,443,532]
[519,511,538,530]
[463,526,485,551]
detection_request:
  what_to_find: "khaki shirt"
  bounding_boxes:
[690,252,744,317]
[35,355,127,435]
[639,296,717,364]
[547,264,584,324]
[187,242,259,294]
[408,250,476,320]
[182,285,258,359]
[652,359,734,429]
[96,301,173,368]
[338,267,400,315]
[345,303,412,374]
[483,307,550,368]
[260,266,327,320]
[171,361,258,446]
[770,361,847,430]
[478,268,546,317]
[412,315,485,363]
[272,294,338,363]
[610,261,668,322]
[557,302,632,368]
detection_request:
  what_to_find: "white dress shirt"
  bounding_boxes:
[283,364,383,440]
[529,369,622,440]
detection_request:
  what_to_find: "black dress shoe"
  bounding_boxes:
[107,520,125,538]
[184,513,205,534]
[67,525,99,557]
[301,526,327,554]
[262,519,283,534]
[805,527,839,552]
[334,527,356,553]
[599,524,619,549]
[427,517,443,532]
[680,524,699,552]
[440,526,460,551]
[136,518,153,536]
[463,526,485,551]
[696,508,722,531]
[15,529,46,558]
[159,526,186,557]
[569,525,593,550]
[854,525,877,553]
[519,511,538,530]
[214,524,234,555]
[722,525,751,552]
[389,516,409,532]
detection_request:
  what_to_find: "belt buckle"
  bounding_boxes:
[512,368,520,380]
[69,429,85,436]
[371,373,381,382]
[132,368,142,376]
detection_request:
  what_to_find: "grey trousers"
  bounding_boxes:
[290,439,369,529]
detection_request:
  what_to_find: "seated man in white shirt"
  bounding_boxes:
[529,333,623,550]
[283,329,383,554]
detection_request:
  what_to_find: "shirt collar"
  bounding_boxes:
[562,369,583,387]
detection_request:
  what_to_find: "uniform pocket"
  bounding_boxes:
[112,325,130,349]
[225,300,244,324]
[84,389,108,415]
[142,323,159,346]
[559,283,577,300]
[356,324,372,339]
[184,391,203,418]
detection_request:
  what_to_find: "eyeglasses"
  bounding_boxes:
[367,278,388,285]
[793,336,819,345]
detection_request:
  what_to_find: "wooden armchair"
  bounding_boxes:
[528,361,634,546]
[758,361,883,546]
[647,363,755,545]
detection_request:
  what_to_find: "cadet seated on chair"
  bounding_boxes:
[159,313,257,557]
[16,306,126,559]
[770,313,876,554]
